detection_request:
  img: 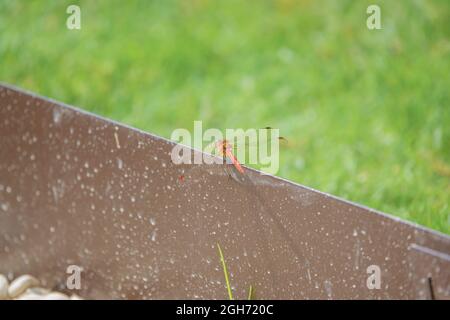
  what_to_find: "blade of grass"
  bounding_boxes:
[217,243,233,300]
[247,285,254,300]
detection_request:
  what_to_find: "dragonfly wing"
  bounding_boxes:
[231,128,288,149]
[225,150,244,173]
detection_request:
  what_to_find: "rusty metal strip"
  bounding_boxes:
[0,83,449,299]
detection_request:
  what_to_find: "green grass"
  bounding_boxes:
[217,243,234,300]
[217,243,254,300]
[0,0,449,234]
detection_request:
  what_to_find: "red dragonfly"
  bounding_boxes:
[207,127,287,175]
[178,127,287,184]
[214,139,245,173]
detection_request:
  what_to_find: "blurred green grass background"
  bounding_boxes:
[0,0,449,234]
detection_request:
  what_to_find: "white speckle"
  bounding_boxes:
[53,109,62,124]
[324,280,333,299]
[117,158,123,169]
[114,132,121,149]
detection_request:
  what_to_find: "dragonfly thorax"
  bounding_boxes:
[216,140,233,155]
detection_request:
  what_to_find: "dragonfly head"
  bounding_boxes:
[215,140,233,155]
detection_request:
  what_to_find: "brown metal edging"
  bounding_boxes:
[1,83,449,299]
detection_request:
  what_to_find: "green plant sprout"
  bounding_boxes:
[247,285,254,300]
[216,243,254,300]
